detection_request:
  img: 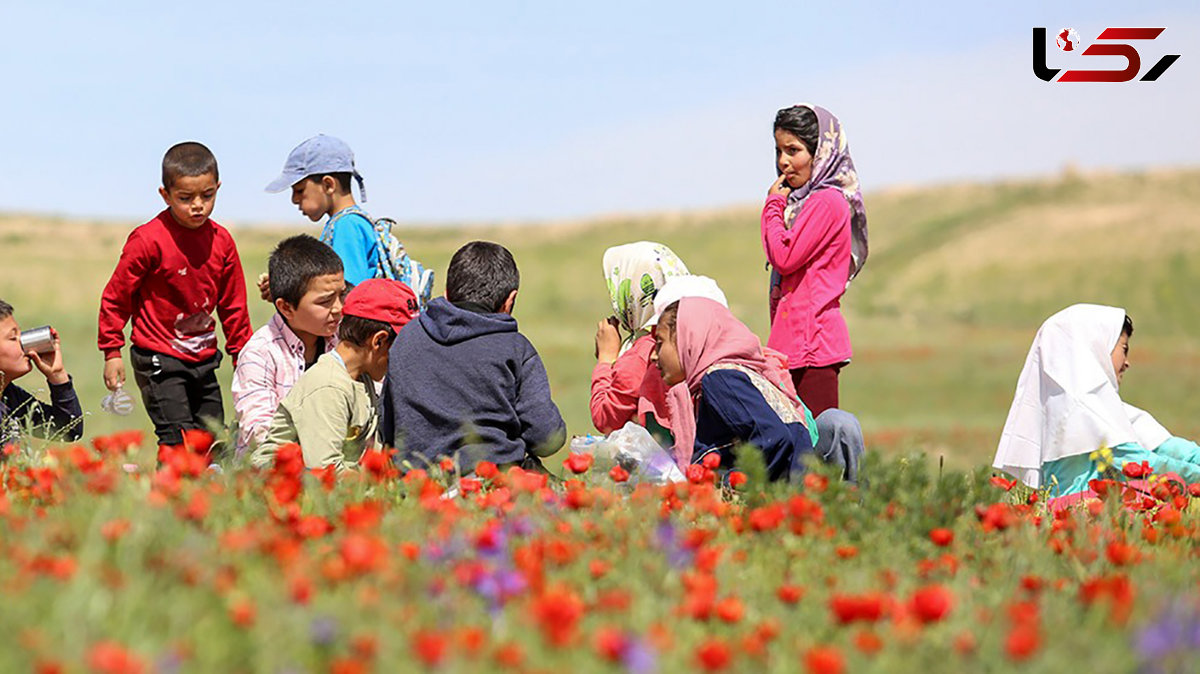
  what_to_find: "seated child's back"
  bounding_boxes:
[381,241,566,471]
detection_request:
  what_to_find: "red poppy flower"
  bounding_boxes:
[804,645,845,674]
[990,475,1017,491]
[531,586,585,646]
[412,629,448,667]
[716,596,744,623]
[228,599,256,627]
[928,528,954,547]
[727,471,748,489]
[609,465,630,483]
[777,584,805,604]
[1105,541,1137,566]
[1005,625,1040,661]
[695,638,732,671]
[1122,460,1151,479]
[854,629,883,655]
[829,592,886,624]
[564,453,594,474]
[593,627,627,662]
[908,585,953,623]
[86,641,145,674]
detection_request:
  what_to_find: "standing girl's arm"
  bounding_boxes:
[761,189,850,276]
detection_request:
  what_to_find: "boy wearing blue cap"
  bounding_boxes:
[265,135,381,286]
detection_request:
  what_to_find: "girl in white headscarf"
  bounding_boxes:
[590,241,701,436]
[993,304,1200,506]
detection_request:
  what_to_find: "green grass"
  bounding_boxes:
[4,167,1200,469]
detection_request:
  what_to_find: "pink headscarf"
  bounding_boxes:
[666,297,802,467]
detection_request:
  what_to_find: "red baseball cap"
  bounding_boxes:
[342,279,419,334]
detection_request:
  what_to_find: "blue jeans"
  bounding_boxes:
[805,408,865,484]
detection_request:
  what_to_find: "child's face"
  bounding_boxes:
[364,332,394,382]
[1111,332,1131,387]
[651,324,685,386]
[291,177,336,222]
[159,173,220,229]
[775,129,813,190]
[279,273,346,339]
[0,315,33,382]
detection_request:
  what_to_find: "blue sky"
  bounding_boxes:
[0,1,1195,225]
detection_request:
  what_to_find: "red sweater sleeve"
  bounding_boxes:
[589,336,654,434]
[215,230,253,362]
[761,189,850,276]
[97,231,152,360]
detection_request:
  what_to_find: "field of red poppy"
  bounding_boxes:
[3,429,1198,674]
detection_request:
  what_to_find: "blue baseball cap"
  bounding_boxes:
[265,134,366,200]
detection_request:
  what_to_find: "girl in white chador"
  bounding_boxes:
[993,304,1200,504]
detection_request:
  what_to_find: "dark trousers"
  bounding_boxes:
[130,346,223,446]
[790,363,844,417]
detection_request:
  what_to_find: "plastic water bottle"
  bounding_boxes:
[100,385,134,416]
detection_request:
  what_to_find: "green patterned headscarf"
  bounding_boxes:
[602,242,690,351]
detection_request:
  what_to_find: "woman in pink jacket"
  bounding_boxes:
[761,104,868,416]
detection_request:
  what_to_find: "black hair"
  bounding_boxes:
[338,314,395,347]
[658,300,680,337]
[162,141,219,188]
[1122,314,1134,338]
[774,105,820,156]
[0,299,12,320]
[268,235,345,307]
[446,241,520,313]
[307,172,353,194]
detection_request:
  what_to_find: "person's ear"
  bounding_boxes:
[275,297,296,321]
[158,186,170,205]
[322,175,338,195]
[372,330,392,351]
[501,290,518,315]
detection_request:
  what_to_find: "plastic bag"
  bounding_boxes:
[569,422,685,485]
[100,385,134,416]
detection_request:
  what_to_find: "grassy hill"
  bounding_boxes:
[3,166,1199,469]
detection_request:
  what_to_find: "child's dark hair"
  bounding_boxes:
[268,235,345,307]
[446,241,520,313]
[0,299,12,320]
[162,142,219,188]
[1122,314,1134,338]
[658,300,681,336]
[774,105,820,156]
[338,314,395,347]
[307,173,353,193]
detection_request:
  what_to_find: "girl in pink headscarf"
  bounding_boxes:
[650,297,820,481]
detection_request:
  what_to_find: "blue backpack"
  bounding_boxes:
[324,207,435,308]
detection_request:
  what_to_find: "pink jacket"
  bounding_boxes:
[589,335,671,434]
[231,313,337,454]
[761,188,852,369]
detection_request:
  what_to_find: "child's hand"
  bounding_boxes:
[595,317,622,364]
[103,357,125,392]
[27,329,68,385]
[768,174,792,198]
[257,273,271,302]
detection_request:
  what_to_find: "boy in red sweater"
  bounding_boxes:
[98,142,253,447]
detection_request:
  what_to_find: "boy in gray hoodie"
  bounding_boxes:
[380,241,566,472]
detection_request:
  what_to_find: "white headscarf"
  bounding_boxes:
[602,242,689,352]
[993,304,1171,488]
